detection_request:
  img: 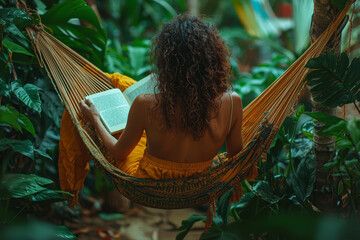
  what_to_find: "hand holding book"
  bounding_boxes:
[79,99,101,125]
[81,74,156,135]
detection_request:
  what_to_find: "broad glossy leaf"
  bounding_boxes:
[2,40,34,56]
[305,112,344,126]
[347,119,360,150]
[217,188,233,225]
[177,215,206,240]
[42,0,105,35]
[288,156,315,202]
[54,225,78,240]
[253,181,281,204]
[11,80,42,113]
[28,189,66,201]
[34,148,53,161]
[56,23,106,47]
[4,23,27,41]
[0,105,22,132]
[17,114,35,137]
[317,120,347,137]
[294,104,304,121]
[0,138,34,159]
[0,105,35,136]
[230,191,255,209]
[0,8,32,28]
[0,174,52,199]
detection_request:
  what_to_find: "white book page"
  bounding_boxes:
[85,89,130,134]
[123,74,156,105]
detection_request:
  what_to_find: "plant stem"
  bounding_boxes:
[340,171,357,216]
[343,164,357,213]
[231,208,241,222]
[8,203,28,224]
[243,180,252,192]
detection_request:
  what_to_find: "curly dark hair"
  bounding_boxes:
[150,14,232,140]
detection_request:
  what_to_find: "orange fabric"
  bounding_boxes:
[58,73,146,203]
[58,72,213,203]
[135,149,213,180]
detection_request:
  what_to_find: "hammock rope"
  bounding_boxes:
[20,0,354,230]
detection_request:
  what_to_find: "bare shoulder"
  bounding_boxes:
[132,94,155,106]
[131,94,157,116]
[230,92,243,109]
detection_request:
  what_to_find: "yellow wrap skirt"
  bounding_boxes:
[58,73,212,203]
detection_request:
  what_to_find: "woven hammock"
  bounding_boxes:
[21,1,353,229]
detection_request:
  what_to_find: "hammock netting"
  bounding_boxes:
[19,0,354,229]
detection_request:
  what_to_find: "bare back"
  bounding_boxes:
[142,92,243,163]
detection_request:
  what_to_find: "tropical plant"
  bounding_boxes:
[177,51,360,239]
[0,0,107,237]
[305,52,360,112]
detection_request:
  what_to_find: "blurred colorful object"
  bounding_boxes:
[232,0,293,38]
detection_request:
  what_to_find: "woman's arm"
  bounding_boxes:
[80,95,147,161]
[226,92,243,158]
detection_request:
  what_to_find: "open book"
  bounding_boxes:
[85,74,156,135]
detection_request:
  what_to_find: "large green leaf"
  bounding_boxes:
[42,0,103,34]
[216,188,233,225]
[2,40,34,56]
[305,112,345,126]
[0,174,52,199]
[16,113,36,137]
[306,53,360,107]
[54,225,78,240]
[11,80,42,113]
[0,105,35,136]
[347,119,360,150]
[0,105,22,132]
[0,8,33,28]
[40,0,107,68]
[304,112,348,137]
[288,155,315,202]
[177,215,207,240]
[253,180,282,204]
[0,138,34,159]
[28,189,67,202]
[34,149,53,161]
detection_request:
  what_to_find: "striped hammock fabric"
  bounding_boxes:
[20,0,353,229]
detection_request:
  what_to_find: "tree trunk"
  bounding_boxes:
[309,0,340,212]
[187,0,199,17]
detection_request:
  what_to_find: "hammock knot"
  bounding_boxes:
[231,179,243,203]
[205,193,217,231]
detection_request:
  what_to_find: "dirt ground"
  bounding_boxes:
[64,190,206,240]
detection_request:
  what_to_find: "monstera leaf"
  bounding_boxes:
[305,52,360,108]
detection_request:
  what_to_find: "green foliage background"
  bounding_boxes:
[0,0,359,239]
